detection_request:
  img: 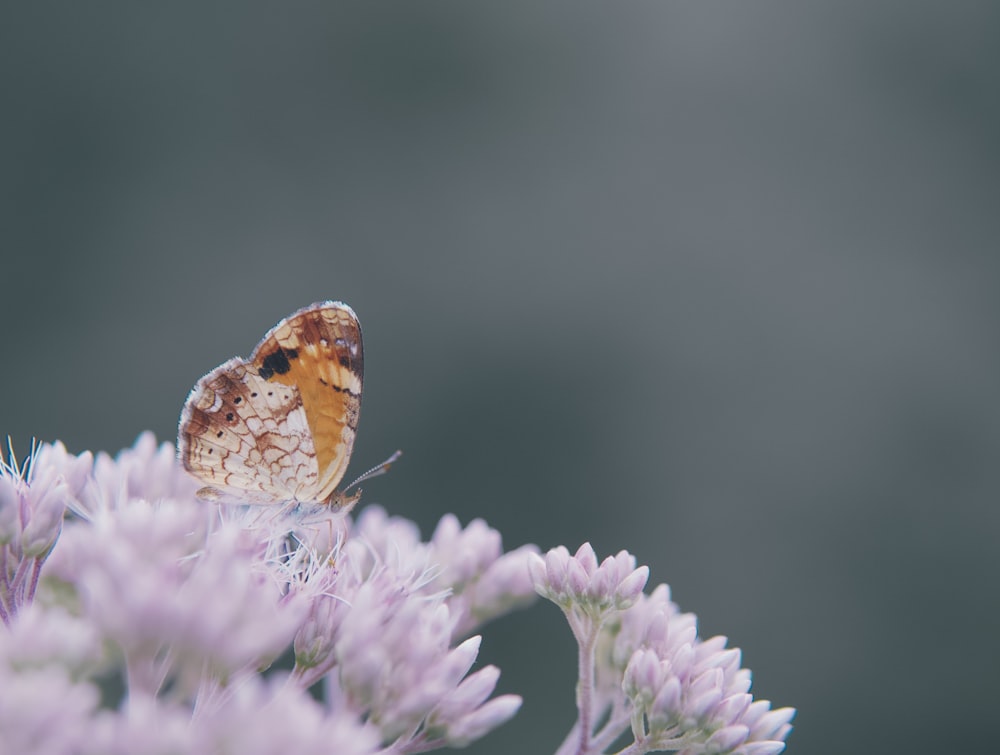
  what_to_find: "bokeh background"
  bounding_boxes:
[3,3,998,752]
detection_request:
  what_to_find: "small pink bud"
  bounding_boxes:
[585,564,616,603]
[670,643,695,679]
[648,677,682,730]
[740,742,788,755]
[623,648,661,701]
[615,566,649,606]
[696,635,729,659]
[687,687,724,722]
[440,635,482,686]
[574,543,598,575]
[527,553,549,594]
[433,665,501,720]
[704,724,749,753]
[545,546,571,594]
[21,481,68,557]
[446,694,522,747]
[712,693,752,727]
[747,705,796,741]
[690,668,724,699]
[567,558,590,596]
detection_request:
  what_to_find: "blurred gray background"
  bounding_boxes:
[2,2,998,752]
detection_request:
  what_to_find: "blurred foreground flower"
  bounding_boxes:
[1,434,794,754]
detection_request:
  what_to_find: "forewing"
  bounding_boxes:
[248,301,363,501]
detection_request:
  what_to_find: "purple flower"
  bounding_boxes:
[327,554,522,749]
[0,603,102,755]
[530,543,649,621]
[86,677,379,755]
[426,513,539,635]
[1,440,82,624]
[0,602,102,674]
[534,545,794,755]
[0,665,100,755]
[5,434,530,753]
[1,433,793,754]
[49,497,310,700]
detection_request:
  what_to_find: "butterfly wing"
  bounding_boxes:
[247,301,363,503]
[177,301,363,505]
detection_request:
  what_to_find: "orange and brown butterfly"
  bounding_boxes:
[177,301,376,509]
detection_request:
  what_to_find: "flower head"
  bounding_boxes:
[0,432,793,754]
[1,440,84,624]
[531,543,649,616]
[533,544,794,755]
[290,507,531,750]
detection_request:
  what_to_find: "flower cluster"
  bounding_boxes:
[0,434,536,754]
[531,544,795,755]
[0,434,794,753]
[0,440,89,624]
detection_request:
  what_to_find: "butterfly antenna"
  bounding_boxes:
[343,450,403,492]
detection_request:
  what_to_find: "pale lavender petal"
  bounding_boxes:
[429,665,501,723]
[294,593,348,672]
[648,676,682,730]
[19,479,68,556]
[585,561,616,602]
[191,676,378,755]
[528,551,548,593]
[87,694,193,755]
[705,724,750,753]
[544,546,571,595]
[615,565,649,607]
[745,705,796,741]
[0,604,102,673]
[739,743,787,755]
[429,515,503,590]
[567,557,590,595]
[622,648,662,702]
[612,549,638,576]
[444,694,522,747]
[711,693,752,728]
[726,668,753,696]
[574,542,598,575]
[473,545,539,609]
[33,442,93,501]
[696,634,729,659]
[0,666,99,755]
[436,635,483,690]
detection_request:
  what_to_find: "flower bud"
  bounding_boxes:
[20,480,68,557]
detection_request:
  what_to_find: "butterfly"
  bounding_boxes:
[178,301,394,508]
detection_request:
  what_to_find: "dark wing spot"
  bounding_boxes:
[216,431,223,438]
[258,348,298,380]
[319,378,328,386]
[251,392,258,397]
[234,396,242,404]
[329,383,359,396]
[226,412,235,422]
